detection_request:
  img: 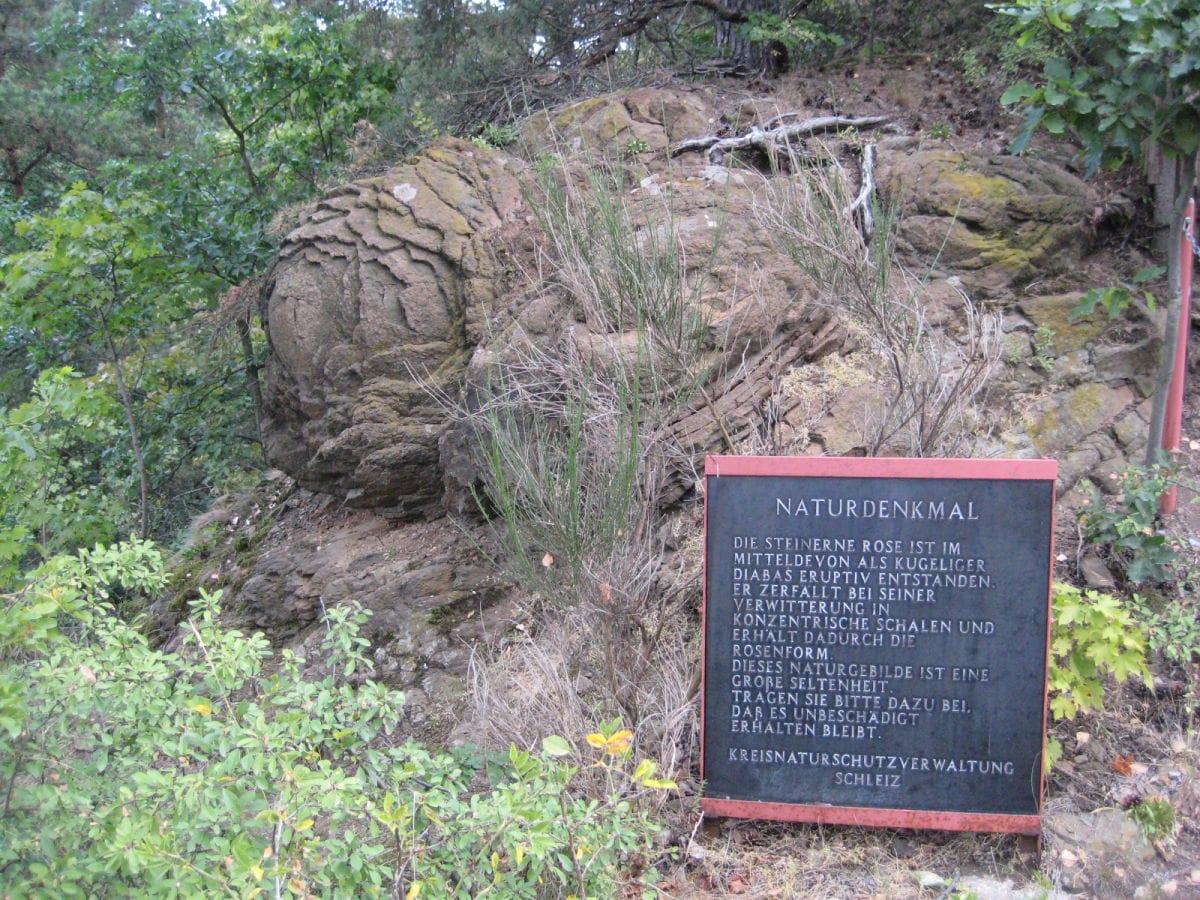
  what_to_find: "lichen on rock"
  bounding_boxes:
[521,87,718,165]
[877,149,1094,299]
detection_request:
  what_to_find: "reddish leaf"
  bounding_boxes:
[1112,754,1134,776]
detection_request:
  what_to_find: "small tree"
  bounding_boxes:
[995,0,1199,460]
[1,184,216,538]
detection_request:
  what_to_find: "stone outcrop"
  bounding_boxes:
[258,102,1151,515]
[262,107,865,516]
[150,80,1200,900]
[244,87,1160,723]
[159,480,512,736]
[259,137,528,518]
[521,87,717,165]
[878,148,1095,299]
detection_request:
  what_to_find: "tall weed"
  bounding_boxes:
[465,158,710,602]
[455,158,710,767]
[754,151,1001,456]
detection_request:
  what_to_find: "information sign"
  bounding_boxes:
[701,456,1056,834]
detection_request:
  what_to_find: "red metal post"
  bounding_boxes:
[1161,198,1196,515]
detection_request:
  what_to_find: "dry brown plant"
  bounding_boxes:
[467,601,698,802]
[451,157,712,778]
[752,150,1002,457]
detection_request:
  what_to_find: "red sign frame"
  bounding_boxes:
[700,456,1057,836]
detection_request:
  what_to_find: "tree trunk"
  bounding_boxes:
[715,0,781,73]
[5,147,24,199]
[1148,146,1181,258]
[1144,151,1197,467]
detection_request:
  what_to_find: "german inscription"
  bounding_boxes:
[703,462,1054,820]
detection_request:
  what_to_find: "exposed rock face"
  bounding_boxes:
[878,149,1094,299]
[259,117,1147,514]
[259,138,528,518]
[163,481,512,735]
[242,500,510,710]
[441,168,854,507]
[263,106,864,517]
[521,87,717,165]
[252,86,1160,639]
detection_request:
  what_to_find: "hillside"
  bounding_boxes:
[2,3,1199,893]
[161,64,1200,897]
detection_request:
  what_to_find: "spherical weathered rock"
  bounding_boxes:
[259,138,528,517]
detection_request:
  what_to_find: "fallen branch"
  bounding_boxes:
[671,114,891,165]
[844,143,877,242]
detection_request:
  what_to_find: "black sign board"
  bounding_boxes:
[701,456,1056,834]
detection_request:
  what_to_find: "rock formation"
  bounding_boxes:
[220,85,1156,722]
[878,148,1095,298]
[259,138,527,518]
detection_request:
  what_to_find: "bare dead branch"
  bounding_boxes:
[844,143,877,243]
[672,114,892,163]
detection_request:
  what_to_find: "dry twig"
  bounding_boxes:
[671,113,891,165]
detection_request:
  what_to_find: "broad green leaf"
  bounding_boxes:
[1000,82,1036,105]
[541,735,572,757]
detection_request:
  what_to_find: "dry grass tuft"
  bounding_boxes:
[450,155,711,784]
[467,603,698,800]
[752,150,1002,457]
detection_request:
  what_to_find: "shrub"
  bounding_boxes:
[455,158,707,755]
[1127,591,1200,668]
[1045,582,1151,768]
[1081,462,1179,584]
[466,159,709,600]
[381,725,675,897]
[753,154,1002,456]
[1128,796,1177,844]
[0,368,129,583]
[0,541,671,897]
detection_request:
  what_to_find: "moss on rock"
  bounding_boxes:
[1018,293,1107,355]
[877,149,1093,299]
[1023,382,1134,456]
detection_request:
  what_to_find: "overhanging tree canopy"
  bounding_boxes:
[996,0,1200,464]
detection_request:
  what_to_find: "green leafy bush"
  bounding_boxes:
[1127,592,1200,667]
[0,540,670,897]
[0,368,128,583]
[381,725,674,897]
[471,122,521,150]
[996,0,1200,171]
[738,11,843,61]
[1072,266,1165,323]
[624,137,651,157]
[1128,796,1177,843]
[1,183,231,542]
[1049,583,1150,719]
[1081,463,1179,584]
[1046,582,1150,768]
[1031,323,1056,373]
